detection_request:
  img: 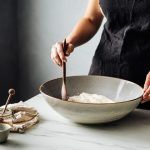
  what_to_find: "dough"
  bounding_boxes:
[68,92,114,103]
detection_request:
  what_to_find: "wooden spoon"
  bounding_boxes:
[61,39,68,101]
[1,89,15,116]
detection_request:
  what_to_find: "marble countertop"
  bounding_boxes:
[1,94,150,150]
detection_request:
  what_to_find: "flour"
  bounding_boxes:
[68,92,114,103]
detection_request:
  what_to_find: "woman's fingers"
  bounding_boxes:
[51,45,62,66]
[50,41,74,66]
[56,42,67,62]
[143,86,150,100]
[142,72,150,103]
[144,72,150,92]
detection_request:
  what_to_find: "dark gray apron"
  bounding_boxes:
[89,0,150,109]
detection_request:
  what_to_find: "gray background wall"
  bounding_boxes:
[0,0,104,105]
[0,0,18,105]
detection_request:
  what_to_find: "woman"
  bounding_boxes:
[51,0,150,107]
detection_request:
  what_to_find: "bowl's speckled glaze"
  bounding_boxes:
[40,75,143,124]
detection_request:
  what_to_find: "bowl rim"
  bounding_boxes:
[39,75,143,105]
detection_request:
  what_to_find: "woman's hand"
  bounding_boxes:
[142,72,150,102]
[51,41,74,66]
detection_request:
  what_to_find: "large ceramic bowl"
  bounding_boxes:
[39,76,143,124]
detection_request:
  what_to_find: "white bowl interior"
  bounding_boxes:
[41,76,143,103]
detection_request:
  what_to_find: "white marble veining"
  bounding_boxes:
[1,94,150,150]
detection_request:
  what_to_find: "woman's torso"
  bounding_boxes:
[89,0,150,87]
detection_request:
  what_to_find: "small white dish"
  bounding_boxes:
[0,123,11,143]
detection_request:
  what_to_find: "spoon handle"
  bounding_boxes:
[61,39,68,100]
[61,62,67,100]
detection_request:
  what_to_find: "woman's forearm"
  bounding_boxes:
[66,16,103,47]
[66,0,103,47]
